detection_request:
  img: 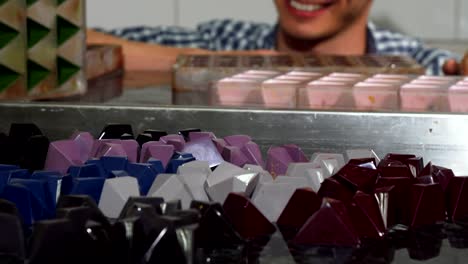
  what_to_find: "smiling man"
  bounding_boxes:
[88,0,464,75]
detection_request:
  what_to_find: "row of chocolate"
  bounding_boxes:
[0,0,86,100]
[0,123,466,263]
[215,70,468,112]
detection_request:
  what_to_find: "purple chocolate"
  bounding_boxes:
[141,144,175,169]
[140,141,165,163]
[188,132,215,141]
[266,147,294,177]
[160,134,185,144]
[109,139,139,163]
[182,137,224,167]
[283,144,309,162]
[222,146,249,168]
[241,141,265,168]
[165,138,185,152]
[224,135,252,148]
[44,140,83,174]
[71,131,94,163]
[95,143,128,158]
[212,138,227,154]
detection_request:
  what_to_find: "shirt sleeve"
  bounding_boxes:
[371,26,461,76]
[95,19,276,51]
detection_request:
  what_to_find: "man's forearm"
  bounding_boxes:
[86,29,208,72]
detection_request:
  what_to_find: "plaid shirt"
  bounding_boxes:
[104,19,460,75]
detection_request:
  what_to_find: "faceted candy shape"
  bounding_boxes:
[178,128,202,141]
[266,147,293,177]
[69,163,105,178]
[224,135,252,148]
[292,199,360,247]
[44,140,82,174]
[348,157,377,169]
[118,196,165,218]
[283,144,309,163]
[160,134,185,152]
[241,141,264,168]
[222,146,249,167]
[100,156,128,173]
[21,135,50,172]
[94,142,127,159]
[318,178,355,201]
[333,164,378,193]
[99,124,134,139]
[277,188,322,231]
[182,137,223,168]
[223,193,276,239]
[432,165,455,192]
[10,177,56,219]
[348,191,386,239]
[212,138,227,154]
[205,162,257,204]
[188,131,215,141]
[165,155,196,174]
[140,143,174,168]
[252,178,306,223]
[147,174,194,209]
[177,161,210,202]
[310,153,345,175]
[446,176,468,223]
[28,219,75,264]
[143,129,168,141]
[7,169,30,179]
[409,183,445,227]
[110,139,139,163]
[136,133,152,147]
[1,184,34,226]
[378,159,413,178]
[376,177,412,227]
[98,177,140,218]
[126,163,158,195]
[345,149,380,163]
[191,201,243,248]
[0,211,25,261]
[71,131,94,163]
[69,177,106,204]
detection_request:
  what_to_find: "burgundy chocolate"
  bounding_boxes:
[348,191,386,239]
[333,164,378,193]
[277,188,322,231]
[376,177,412,227]
[409,183,445,228]
[292,199,360,247]
[446,176,468,223]
[318,178,356,202]
[378,160,413,178]
[223,193,276,239]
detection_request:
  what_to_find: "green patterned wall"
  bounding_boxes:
[0,0,85,99]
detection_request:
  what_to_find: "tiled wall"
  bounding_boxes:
[87,0,468,40]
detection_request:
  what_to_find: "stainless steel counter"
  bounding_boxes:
[1,96,468,175]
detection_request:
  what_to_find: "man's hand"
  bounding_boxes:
[443,52,468,76]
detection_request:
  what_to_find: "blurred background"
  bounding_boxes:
[87,0,467,55]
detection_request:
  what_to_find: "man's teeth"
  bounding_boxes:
[290,0,324,12]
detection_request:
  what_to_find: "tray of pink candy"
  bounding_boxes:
[215,71,468,112]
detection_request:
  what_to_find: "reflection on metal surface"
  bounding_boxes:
[375,192,389,229]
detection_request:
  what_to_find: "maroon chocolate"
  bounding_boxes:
[432,165,455,192]
[376,177,412,227]
[318,178,355,202]
[223,193,276,239]
[409,183,445,228]
[292,199,360,247]
[348,191,386,239]
[333,164,378,193]
[277,188,322,231]
[447,176,468,223]
[378,160,413,178]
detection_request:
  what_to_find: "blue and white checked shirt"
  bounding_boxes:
[104,19,460,75]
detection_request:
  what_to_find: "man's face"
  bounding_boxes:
[274,0,371,41]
